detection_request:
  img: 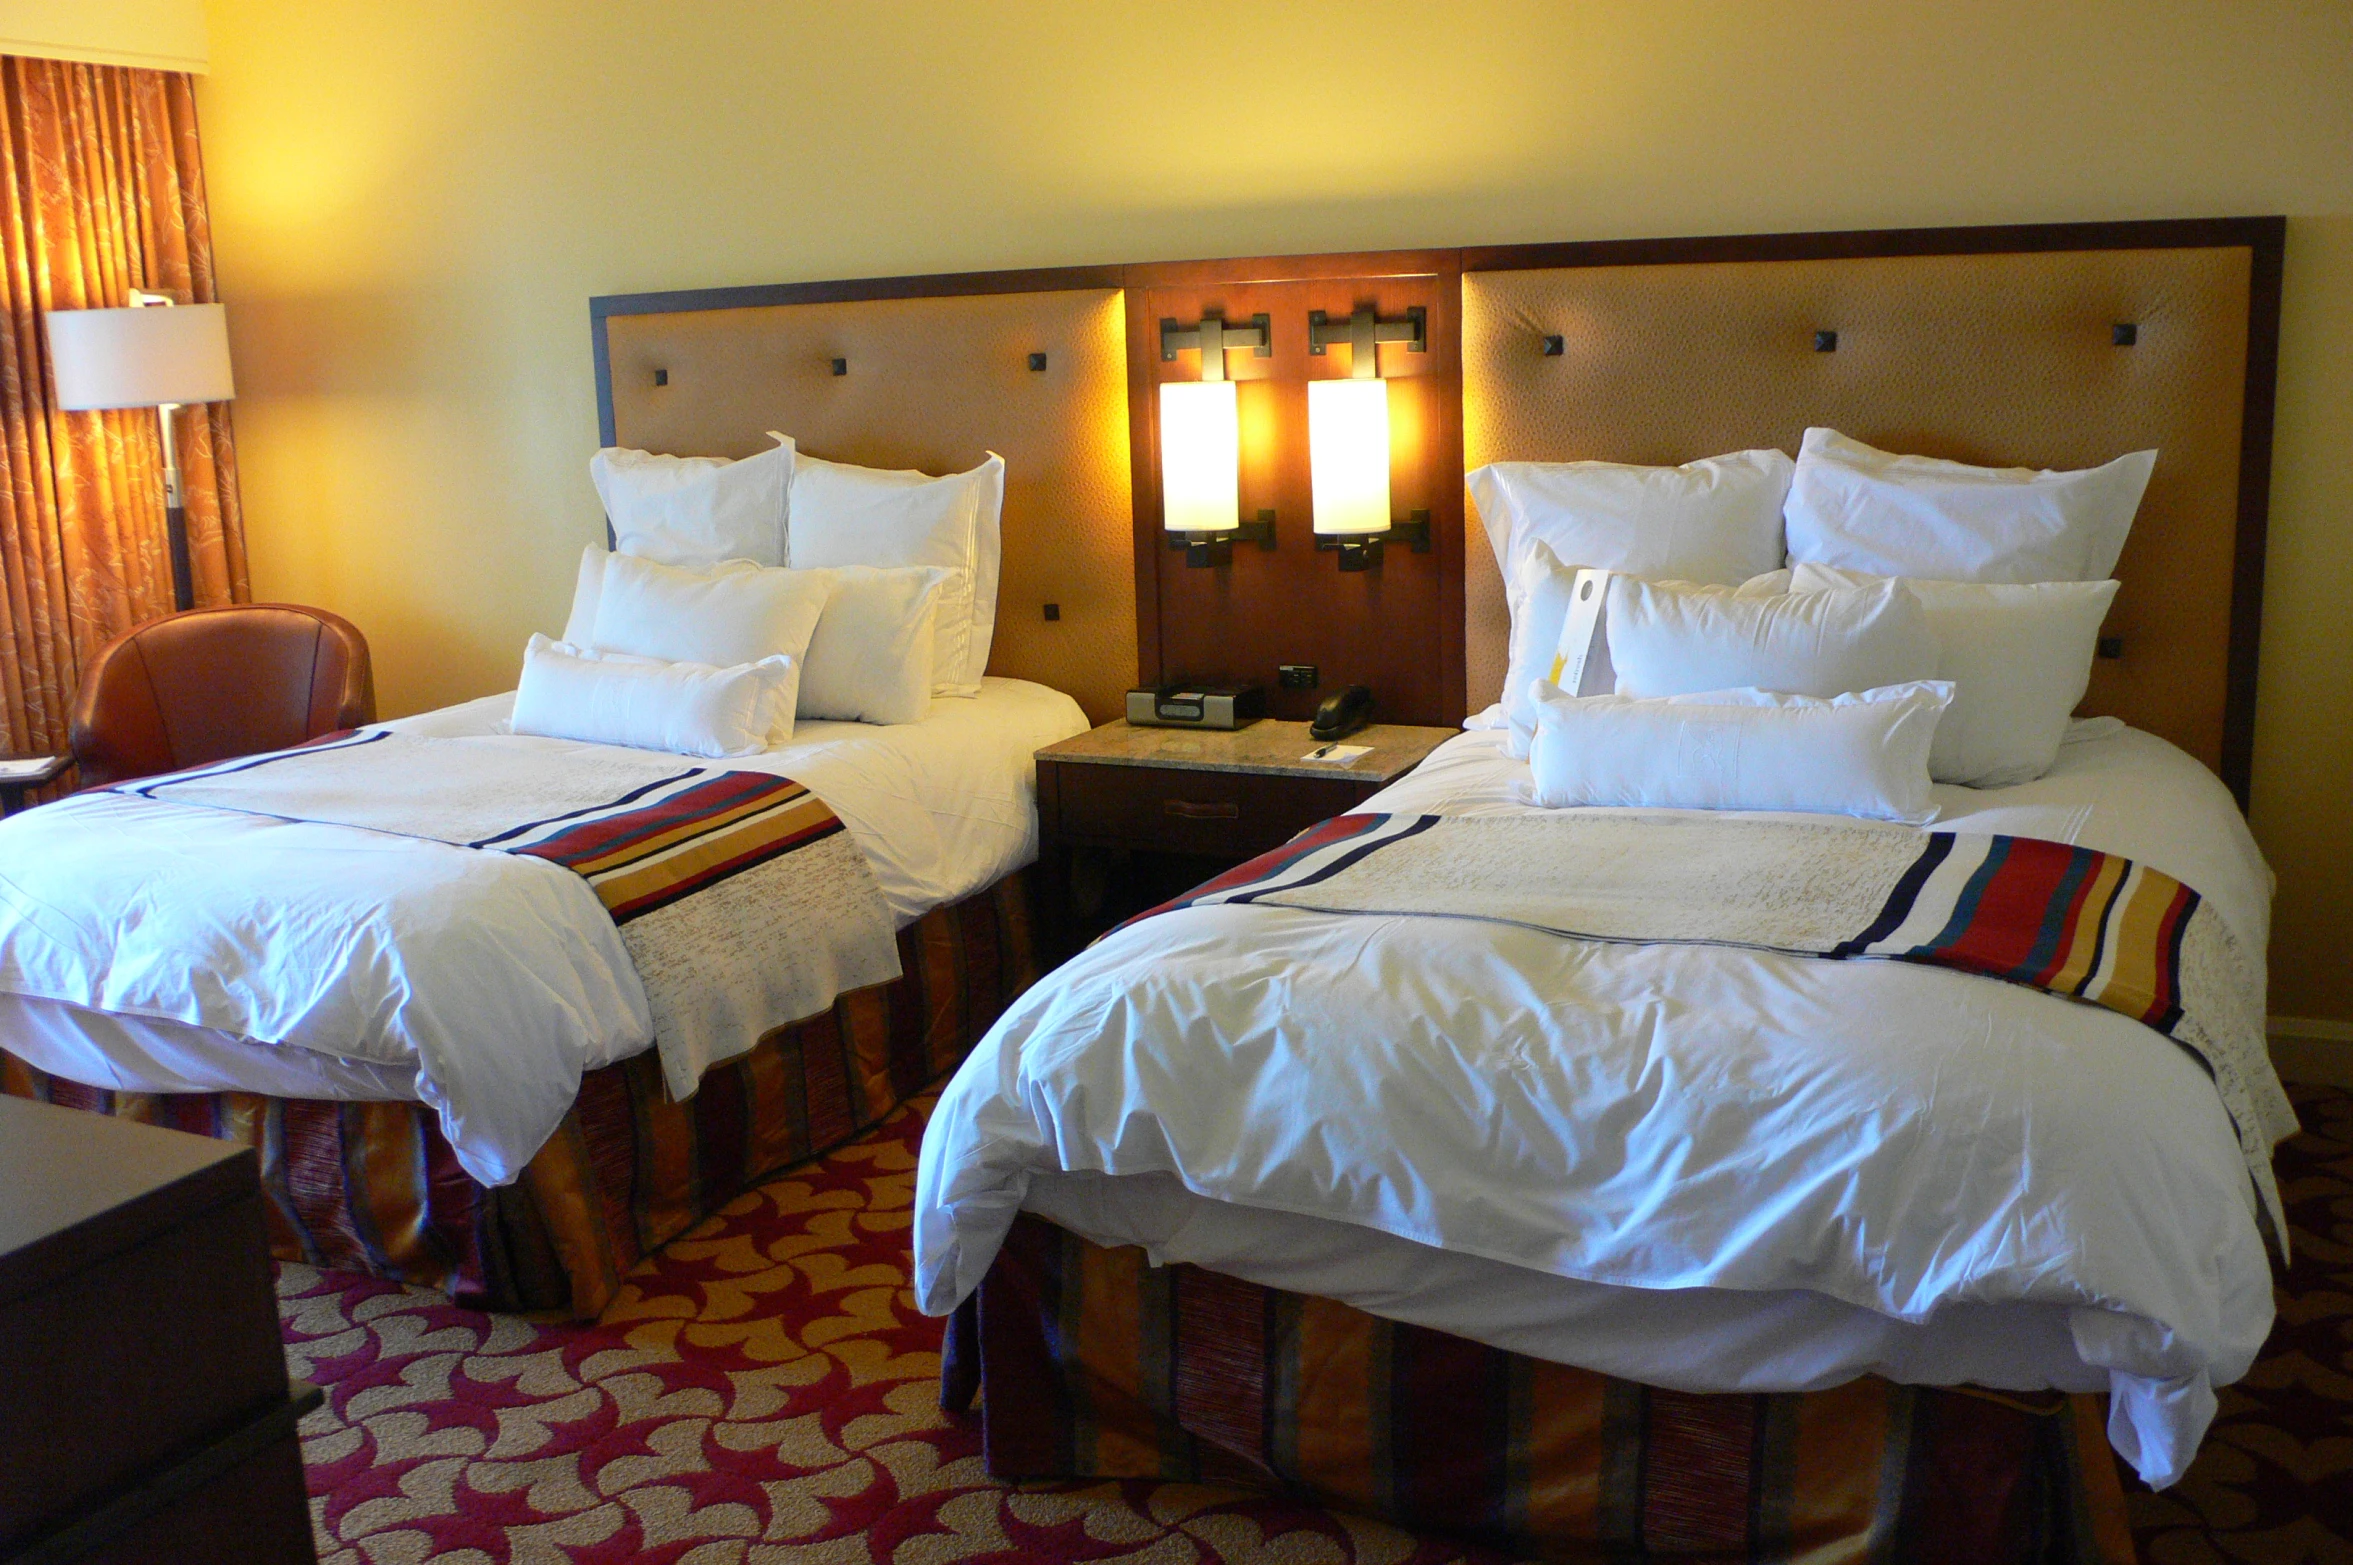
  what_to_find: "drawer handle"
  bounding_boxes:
[1163,799,1240,820]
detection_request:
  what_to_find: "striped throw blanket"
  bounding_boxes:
[121,729,900,1098]
[1138,810,2297,1253]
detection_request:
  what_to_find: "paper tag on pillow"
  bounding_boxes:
[1550,568,1611,696]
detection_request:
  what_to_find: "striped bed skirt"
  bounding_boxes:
[0,869,1036,1319]
[949,1213,2137,1563]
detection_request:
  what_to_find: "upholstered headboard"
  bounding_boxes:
[1460,222,2283,802]
[594,277,1136,722]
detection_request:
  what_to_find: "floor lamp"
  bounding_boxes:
[44,293,236,613]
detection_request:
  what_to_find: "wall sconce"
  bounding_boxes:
[1306,307,1430,571]
[1159,312,1276,567]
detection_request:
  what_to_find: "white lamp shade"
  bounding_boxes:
[1159,379,1240,533]
[1308,378,1391,535]
[45,303,234,410]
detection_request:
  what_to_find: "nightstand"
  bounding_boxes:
[0,753,69,817]
[1034,719,1456,955]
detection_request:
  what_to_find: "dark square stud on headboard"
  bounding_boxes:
[652,368,668,386]
[2112,323,2139,346]
[1541,334,1565,357]
[831,357,848,377]
[1813,330,1839,353]
[1028,352,1048,372]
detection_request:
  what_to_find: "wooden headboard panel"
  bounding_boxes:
[1460,220,2284,803]
[594,272,1136,723]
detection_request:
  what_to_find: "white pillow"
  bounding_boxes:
[784,449,1004,695]
[588,552,831,675]
[1784,427,2154,584]
[1499,555,1798,757]
[561,544,605,645]
[1606,573,1940,702]
[591,438,794,569]
[798,565,947,726]
[512,635,797,758]
[1790,563,2119,787]
[1528,680,1952,824]
[1468,449,1793,628]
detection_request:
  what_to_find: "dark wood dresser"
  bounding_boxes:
[0,1095,318,1565]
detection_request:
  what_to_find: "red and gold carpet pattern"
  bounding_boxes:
[281,1084,2353,1563]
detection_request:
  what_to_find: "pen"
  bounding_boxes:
[1308,743,1336,760]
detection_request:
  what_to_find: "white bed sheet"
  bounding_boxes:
[915,722,2283,1488]
[386,676,1088,929]
[0,678,1086,1180]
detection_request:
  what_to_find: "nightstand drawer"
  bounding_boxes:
[1052,763,1374,860]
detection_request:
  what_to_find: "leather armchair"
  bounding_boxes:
[69,604,375,788]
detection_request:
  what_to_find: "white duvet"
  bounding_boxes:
[0,678,1087,1184]
[914,720,2283,1488]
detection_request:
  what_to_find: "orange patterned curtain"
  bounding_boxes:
[0,54,246,759]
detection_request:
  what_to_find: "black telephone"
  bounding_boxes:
[1309,684,1374,741]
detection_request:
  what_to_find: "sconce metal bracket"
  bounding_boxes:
[1159,313,1272,380]
[1308,307,1427,377]
[1316,509,1430,571]
[1171,510,1277,568]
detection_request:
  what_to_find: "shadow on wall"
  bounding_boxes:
[2251,213,2353,1024]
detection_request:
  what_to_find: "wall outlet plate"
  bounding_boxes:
[1278,664,1319,689]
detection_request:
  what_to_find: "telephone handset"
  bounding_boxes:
[1309,684,1374,741]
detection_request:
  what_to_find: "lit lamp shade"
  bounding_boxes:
[1159,379,1239,533]
[1308,378,1390,535]
[45,303,235,411]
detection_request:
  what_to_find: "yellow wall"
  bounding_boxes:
[193,0,2353,1019]
[0,0,206,71]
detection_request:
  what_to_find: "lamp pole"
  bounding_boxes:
[128,290,193,611]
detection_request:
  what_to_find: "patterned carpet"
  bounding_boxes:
[2126,1082,2353,1563]
[281,1083,2353,1564]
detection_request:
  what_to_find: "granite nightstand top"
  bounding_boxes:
[1037,719,1458,783]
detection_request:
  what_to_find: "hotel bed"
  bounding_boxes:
[912,223,2291,1561]
[2,678,1085,1181]
[920,718,2275,1481]
[0,283,1137,1317]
